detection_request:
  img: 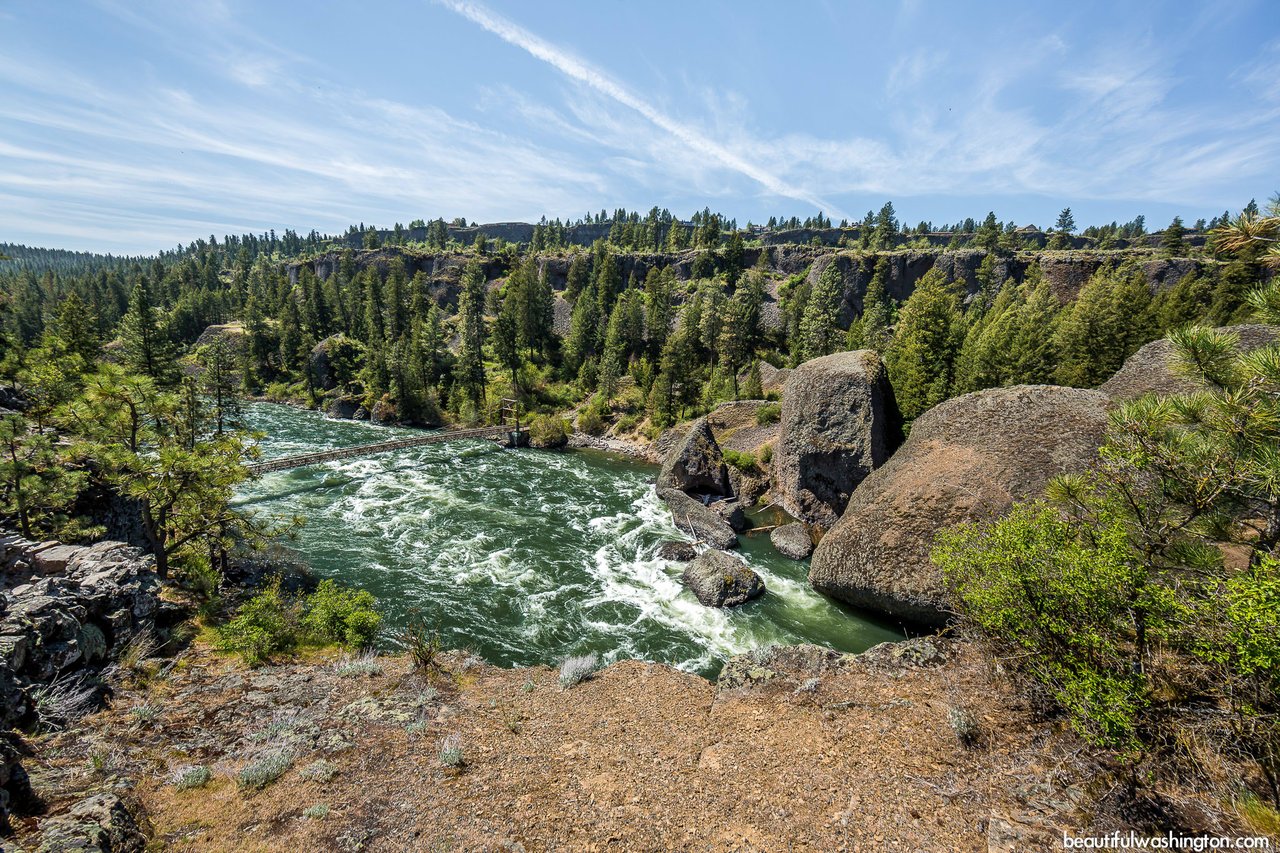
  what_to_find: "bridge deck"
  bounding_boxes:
[249,426,508,475]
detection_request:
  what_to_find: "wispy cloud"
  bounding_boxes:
[435,0,841,217]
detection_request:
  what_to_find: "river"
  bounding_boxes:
[234,402,901,677]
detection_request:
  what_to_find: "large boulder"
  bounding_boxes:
[658,489,738,550]
[656,418,732,498]
[681,550,765,607]
[773,351,900,528]
[770,522,813,560]
[809,385,1109,626]
[1100,324,1278,402]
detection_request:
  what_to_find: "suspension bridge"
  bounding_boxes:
[248,399,526,476]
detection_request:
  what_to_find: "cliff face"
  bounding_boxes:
[290,245,1215,321]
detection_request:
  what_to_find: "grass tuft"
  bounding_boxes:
[237,749,294,790]
[303,803,330,820]
[438,733,464,768]
[298,759,339,783]
[334,652,383,678]
[171,765,212,791]
[558,652,600,690]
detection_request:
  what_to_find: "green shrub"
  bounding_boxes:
[755,403,781,425]
[935,500,1151,751]
[759,443,773,465]
[528,413,569,449]
[577,403,606,436]
[722,449,758,473]
[615,413,641,434]
[219,578,380,664]
[217,579,298,666]
[302,580,382,648]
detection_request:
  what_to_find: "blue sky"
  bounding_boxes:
[1,0,1277,254]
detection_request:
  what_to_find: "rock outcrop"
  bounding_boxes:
[0,535,169,729]
[773,351,900,528]
[809,385,1109,626]
[656,418,732,497]
[770,522,813,560]
[658,489,738,551]
[1100,324,1279,402]
[681,551,765,608]
[31,792,148,853]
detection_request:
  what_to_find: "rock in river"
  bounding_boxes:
[681,550,765,608]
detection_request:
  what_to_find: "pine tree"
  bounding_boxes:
[860,258,893,352]
[492,294,521,392]
[120,281,178,386]
[361,271,385,345]
[1150,273,1213,333]
[564,253,590,304]
[1053,266,1154,387]
[797,261,843,361]
[196,337,243,435]
[885,268,963,420]
[874,202,898,250]
[1161,216,1187,257]
[454,262,488,417]
[0,414,84,539]
[742,360,764,400]
[643,267,673,358]
[52,292,100,365]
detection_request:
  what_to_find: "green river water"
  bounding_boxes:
[235,402,901,677]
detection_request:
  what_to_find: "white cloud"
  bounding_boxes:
[435,0,841,217]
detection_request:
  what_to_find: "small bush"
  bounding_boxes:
[302,580,382,648]
[303,803,330,820]
[438,733,464,768]
[171,765,212,791]
[217,579,298,666]
[577,404,606,437]
[237,748,294,790]
[298,759,339,783]
[118,629,159,674]
[528,414,569,449]
[722,449,758,472]
[755,403,782,426]
[558,652,600,689]
[399,615,442,673]
[759,443,774,465]
[131,703,160,723]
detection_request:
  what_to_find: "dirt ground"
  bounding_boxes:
[6,636,1150,852]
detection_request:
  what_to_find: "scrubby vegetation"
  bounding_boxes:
[216,577,382,665]
[935,262,1280,811]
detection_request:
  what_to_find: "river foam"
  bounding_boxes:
[237,403,901,677]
